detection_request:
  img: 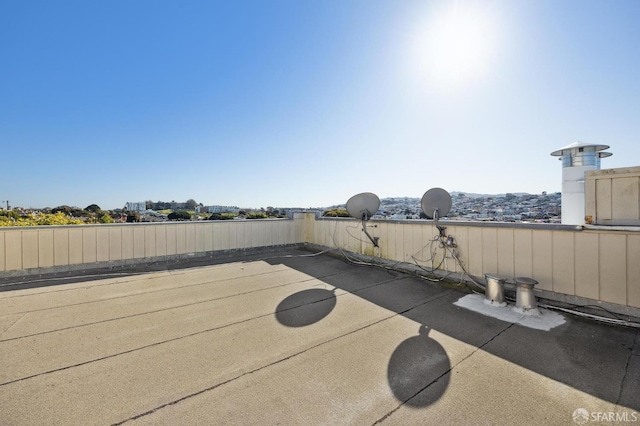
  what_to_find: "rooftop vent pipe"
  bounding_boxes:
[513,277,539,315]
[484,274,506,307]
[550,142,612,225]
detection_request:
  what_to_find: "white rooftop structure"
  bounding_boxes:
[550,141,612,225]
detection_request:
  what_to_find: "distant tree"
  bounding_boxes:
[52,205,71,214]
[145,200,154,210]
[100,213,114,223]
[85,204,101,213]
[155,201,171,210]
[0,210,20,220]
[185,199,198,210]
[208,213,233,220]
[239,210,247,216]
[126,212,141,223]
[1,212,83,226]
[168,210,191,221]
[52,205,84,217]
[247,212,267,219]
[323,209,349,217]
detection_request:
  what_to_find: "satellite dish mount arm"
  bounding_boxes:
[361,214,379,248]
[433,208,447,238]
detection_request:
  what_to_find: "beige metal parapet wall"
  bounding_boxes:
[1,213,638,312]
[311,217,640,311]
[0,217,305,276]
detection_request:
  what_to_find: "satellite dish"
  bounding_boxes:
[345,192,380,247]
[346,192,380,221]
[421,188,452,220]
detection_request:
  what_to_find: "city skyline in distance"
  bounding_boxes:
[8,189,557,212]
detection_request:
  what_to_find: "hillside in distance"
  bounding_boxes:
[326,191,557,210]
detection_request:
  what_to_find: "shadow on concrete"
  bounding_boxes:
[0,247,297,293]
[387,325,450,407]
[276,288,337,327]
[266,250,640,412]
[0,247,393,293]
[0,272,145,292]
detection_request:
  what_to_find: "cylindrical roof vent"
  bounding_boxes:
[550,142,612,225]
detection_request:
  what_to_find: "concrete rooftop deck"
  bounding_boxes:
[1,247,638,425]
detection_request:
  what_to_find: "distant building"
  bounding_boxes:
[125,202,146,212]
[171,202,188,210]
[196,205,240,214]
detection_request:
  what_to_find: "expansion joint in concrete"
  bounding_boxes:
[616,330,640,406]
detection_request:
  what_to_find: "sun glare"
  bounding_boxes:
[410,2,499,92]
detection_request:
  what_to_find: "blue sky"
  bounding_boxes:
[1,0,639,210]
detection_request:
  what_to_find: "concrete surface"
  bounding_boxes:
[0,248,638,425]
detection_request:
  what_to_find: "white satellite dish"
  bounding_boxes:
[421,188,452,220]
[345,192,380,247]
[346,192,380,221]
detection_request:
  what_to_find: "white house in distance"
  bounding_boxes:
[125,202,147,213]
